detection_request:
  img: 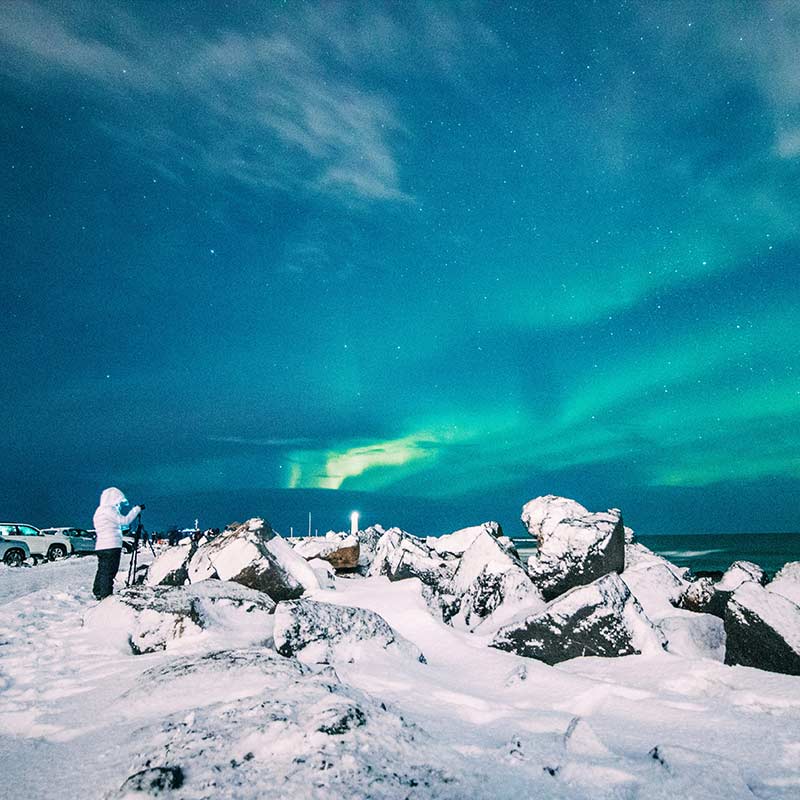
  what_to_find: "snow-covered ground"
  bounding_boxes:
[1,556,800,799]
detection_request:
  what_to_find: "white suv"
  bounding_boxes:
[0,523,73,562]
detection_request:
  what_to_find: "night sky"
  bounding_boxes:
[2,1,799,536]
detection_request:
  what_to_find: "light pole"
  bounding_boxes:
[350,511,359,536]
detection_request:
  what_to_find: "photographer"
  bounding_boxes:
[92,487,144,600]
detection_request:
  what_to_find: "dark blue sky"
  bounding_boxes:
[1,1,799,535]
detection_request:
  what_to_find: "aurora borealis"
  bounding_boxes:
[1,1,798,534]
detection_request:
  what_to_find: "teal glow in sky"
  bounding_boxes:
[1,1,798,534]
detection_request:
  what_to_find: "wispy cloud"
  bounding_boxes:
[0,3,419,203]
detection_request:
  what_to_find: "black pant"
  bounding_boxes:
[93,548,122,600]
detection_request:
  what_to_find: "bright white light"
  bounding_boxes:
[350,511,359,536]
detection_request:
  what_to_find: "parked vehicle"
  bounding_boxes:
[0,523,72,562]
[41,527,96,555]
[0,538,31,566]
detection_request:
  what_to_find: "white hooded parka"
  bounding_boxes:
[92,487,141,551]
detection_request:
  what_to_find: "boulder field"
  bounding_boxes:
[94,496,800,676]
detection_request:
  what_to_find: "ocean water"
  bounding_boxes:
[511,532,800,576]
[638,532,800,576]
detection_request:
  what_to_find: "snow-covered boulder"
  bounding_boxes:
[291,532,360,571]
[620,543,722,659]
[717,560,767,592]
[679,560,767,619]
[368,528,455,589]
[273,598,425,665]
[523,496,626,601]
[354,525,385,574]
[621,542,689,619]
[446,528,544,633]
[428,521,503,556]
[677,577,716,614]
[307,557,336,589]
[113,649,460,800]
[84,582,275,655]
[656,611,726,661]
[145,542,192,587]
[188,518,319,600]
[724,582,800,675]
[490,573,664,665]
[768,561,800,605]
[521,495,590,542]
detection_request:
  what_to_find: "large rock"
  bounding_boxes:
[273,598,425,665]
[523,495,625,601]
[620,543,723,659]
[188,518,319,600]
[490,573,664,665]
[768,561,800,605]
[291,532,360,571]
[724,582,800,675]
[112,649,462,800]
[679,560,767,619]
[146,542,193,587]
[445,527,544,633]
[84,582,275,655]
[428,521,503,556]
[368,528,455,589]
[354,525,385,574]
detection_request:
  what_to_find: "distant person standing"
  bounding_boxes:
[92,487,144,600]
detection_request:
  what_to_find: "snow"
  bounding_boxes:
[2,554,800,798]
[718,560,766,592]
[428,521,501,556]
[521,494,590,541]
[730,582,800,651]
[769,562,800,606]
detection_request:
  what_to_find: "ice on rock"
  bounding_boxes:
[368,527,455,588]
[84,582,275,655]
[768,561,800,605]
[490,573,665,665]
[445,527,544,633]
[522,495,626,601]
[188,518,319,600]
[724,581,800,675]
[273,598,426,665]
[354,524,386,574]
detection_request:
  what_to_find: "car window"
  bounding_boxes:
[17,526,40,536]
[0,525,14,536]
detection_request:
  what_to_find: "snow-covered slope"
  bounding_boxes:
[2,549,800,798]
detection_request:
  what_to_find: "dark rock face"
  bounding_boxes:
[522,496,626,601]
[724,582,800,675]
[188,518,318,601]
[119,766,184,795]
[273,598,426,664]
[490,573,663,665]
[368,528,455,589]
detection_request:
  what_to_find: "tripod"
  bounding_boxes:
[125,514,156,587]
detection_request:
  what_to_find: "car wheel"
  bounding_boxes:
[48,544,68,561]
[3,548,26,567]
